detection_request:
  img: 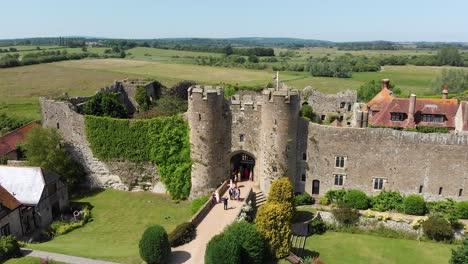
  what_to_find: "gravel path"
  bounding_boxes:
[21,248,120,264]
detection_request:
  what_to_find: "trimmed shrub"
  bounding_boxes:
[294,193,315,206]
[371,190,403,212]
[168,222,196,247]
[310,220,326,235]
[205,233,241,264]
[427,199,459,223]
[343,190,370,210]
[191,196,209,215]
[255,202,293,258]
[0,235,20,261]
[422,215,453,241]
[332,204,360,226]
[325,189,346,204]
[450,237,468,264]
[267,177,295,208]
[403,195,426,215]
[319,196,329,205]
[223,221,265,264]
[456,201,468,219]
[139,225,171,264]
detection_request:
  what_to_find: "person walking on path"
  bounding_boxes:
[223,197,228,210]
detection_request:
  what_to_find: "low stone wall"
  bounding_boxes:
[190,181,229,227]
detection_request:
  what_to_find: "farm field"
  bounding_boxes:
[29,189,191,264]
[279,232,456,264]
[0,57,463,120]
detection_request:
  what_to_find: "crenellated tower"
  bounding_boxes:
[187,85,226,198]
[258,86,300,193]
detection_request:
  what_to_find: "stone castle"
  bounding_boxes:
[40,80,468,201]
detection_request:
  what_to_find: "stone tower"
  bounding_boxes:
[258,87,300,193]
[187,85,226,198]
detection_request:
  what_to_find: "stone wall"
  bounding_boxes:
[304,124,468,201]
[303,87,356,126]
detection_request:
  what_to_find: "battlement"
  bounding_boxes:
[230,94,263,111]
[262,87,300,104]
[188,85,224,101]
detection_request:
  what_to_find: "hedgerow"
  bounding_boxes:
[84,115,191,199]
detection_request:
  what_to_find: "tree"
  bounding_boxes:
[357,80,398,102]
[81,92,128,118]
[21,127,85,189]
[255,202,292,258]
[135,85,151,112]
[300,104,317,122]
[267,177,295,209]
[248,55,259,63]
[139,225,171,264]
[224,45,233,56]
[437,46,463,66]
[450,237,468,264]
[432,69,468,94]
[168,80,197,101]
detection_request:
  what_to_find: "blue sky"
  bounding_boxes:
[1,0,467,41]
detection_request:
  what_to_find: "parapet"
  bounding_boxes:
[230,94,263,111]
[188,85,224,101]
[262,87,300,104]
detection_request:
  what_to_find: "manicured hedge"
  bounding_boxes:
[84,115,191,199]
[139,225,171,264]
[205,233,241,264]
[422,215,453,241]
[403,195,426,215]
[456,201,468,219]
[371,190,403,212]
[168,222,196,247]
[294,193,315,206]
[343,189,370,210]
[223,222,265,264]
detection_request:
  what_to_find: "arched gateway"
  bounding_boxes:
[228,151,255,182]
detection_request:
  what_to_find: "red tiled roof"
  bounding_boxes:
[365,87,395,111]
[368,95,459,128]
[0,185,21,210]
[0,122,40,157]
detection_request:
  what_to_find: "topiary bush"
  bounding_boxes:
[205,233,241,264]
[168,222,196,247]
[332,204,360,226]
[223,221,265,264]
[403,195,426,215]
[294,193,315,206]
[267,177,295,208]
[422,215,453,241]
[456,201,468,219]
[371,190,403,212]
[139,225,171,264]
[450,237,468,264]
[343,189,370,210]
[325,189,346,204]
[255,202,293,259]
[0,235,20,261]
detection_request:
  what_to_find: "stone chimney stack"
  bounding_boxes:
[382,79,390,90]
[442,85,449,99]
[407,94,416,128]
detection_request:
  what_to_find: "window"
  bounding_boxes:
[339,116,344,121]
[302,153,307,161]
[419,185,423,193]
[422,114,444,123]
[239,134,245,142]
[340,102,346,108]
[335,156,345,168]
[390,113,406,121]
[198,113,201,121]
[56,123,60,129]
[334,174,344,186]
[459,189,463,197]
[374,178,384,190]
[439,187,443,195]
[321,115,326,121]
[0,224,10,236]
[347,104,352,111]
[301,174,306,182]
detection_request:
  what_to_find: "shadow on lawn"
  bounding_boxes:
[71,188,106,200]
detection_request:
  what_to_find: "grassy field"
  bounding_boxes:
[28,189,191,263]
[127,47,222,62]
[279,232,456,264]
[5,256,66,264]
[0,55,464,119]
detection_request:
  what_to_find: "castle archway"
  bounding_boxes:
[228,151,256,182]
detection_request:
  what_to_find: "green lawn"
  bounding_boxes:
[279,232,456,264]
[5,256,66,264]
[28,189,191,264]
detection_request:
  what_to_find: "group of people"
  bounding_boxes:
[231,166,253,182]
[211,166,254,210]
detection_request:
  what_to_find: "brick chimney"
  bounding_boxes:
[382,79,390,90]
[442,85,449,99]
[407,94,416,128]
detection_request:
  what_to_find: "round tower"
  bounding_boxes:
[187,85,226,198]
[258,86,300,194]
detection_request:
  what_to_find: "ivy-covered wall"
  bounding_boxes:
[84,115,191,199]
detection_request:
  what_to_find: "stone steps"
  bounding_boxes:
[254,191,266,207]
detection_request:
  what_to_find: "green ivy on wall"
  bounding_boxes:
[84,115,192,200]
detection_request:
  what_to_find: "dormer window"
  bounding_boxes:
[390,113,406,121]
[422,114,444,123]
